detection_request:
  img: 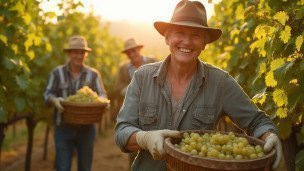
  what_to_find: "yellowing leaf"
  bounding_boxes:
[22,13,31,25]
[276,107,288,118]
[289,79,298,84]
[0,35,8,45]
[296,35,303,51]
[34,37,41,46]
[27,50,35,60]
[273,11,289,25]
[265,71,277,87]
[252,92,266,105]
[46,43,52,52]
[270,58,285,71]
[259,62,266,75]
[273,89,288,107]
[280,26,291,44]
[11,44,18,54]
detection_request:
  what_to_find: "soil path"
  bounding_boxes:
[4,126,129,171]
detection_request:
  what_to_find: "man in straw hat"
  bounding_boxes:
[115,38,156,166]
[44,35,107,171]
[115,1,282,171]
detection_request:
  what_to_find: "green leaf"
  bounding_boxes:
[15,75,28,90]
[2,58,18,70]
[0,106,6,123]
[277,120,292,139]
[296,149,304,171]
[14,97,26,112]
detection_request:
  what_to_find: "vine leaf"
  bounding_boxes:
[265,71,277,87]
[280,25,291,44]
[273,89,288,107]
[296,35,303,51]
[14,97,26,112]
[273,11,289,26]
[276,107,288,118]
[278,120,292,139]
[270,58,285,71]
[15,75,28,90]
[296,149,304,171]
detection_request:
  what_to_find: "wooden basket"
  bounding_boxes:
[164,130,276,171]
[61,101,109,125]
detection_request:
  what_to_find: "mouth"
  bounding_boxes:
[178,47,192,53]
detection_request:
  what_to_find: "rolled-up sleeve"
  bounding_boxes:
[94,72,107,98]
[114,71,142,152]
[221,74,278,138]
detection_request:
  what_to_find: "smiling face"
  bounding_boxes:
[67,49,88,69]
[165,25,207,65]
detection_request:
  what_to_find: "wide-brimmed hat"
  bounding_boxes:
[121,39,143,53]
[154,0,222,44]
[63,35,92,52]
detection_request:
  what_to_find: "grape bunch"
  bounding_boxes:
[66,86,109,103]
[175,132,265,160]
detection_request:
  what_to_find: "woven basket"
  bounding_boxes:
[164,130,276,171]
[61,101,108,125]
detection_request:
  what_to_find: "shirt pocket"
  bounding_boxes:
[192,106,215,130]
[139,103,159,131]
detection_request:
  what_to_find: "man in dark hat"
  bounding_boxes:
[115,1,282,171]
[44,35,107,171]
[115,38,156,166]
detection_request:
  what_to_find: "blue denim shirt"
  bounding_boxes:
[115,56,278,171]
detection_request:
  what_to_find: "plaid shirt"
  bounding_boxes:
[44,63,107,124]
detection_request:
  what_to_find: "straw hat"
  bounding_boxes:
[63,35,92,52]
[154,0,222,44]
[121,39,143,53]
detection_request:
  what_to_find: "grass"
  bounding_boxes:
[2,121,47,151]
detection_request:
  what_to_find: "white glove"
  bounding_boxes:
[263,133,283,170]
[136,129,181,160]
[50,97,64,112]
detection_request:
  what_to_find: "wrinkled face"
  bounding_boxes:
[165,25,206,65]
[67,49,88,68]
[124,47,141,62]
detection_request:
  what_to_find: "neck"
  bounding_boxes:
[168,59,197,83]
[131,56,143,68]
[69,64,83,75]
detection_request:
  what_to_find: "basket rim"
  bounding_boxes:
[61,100,109,107]
[164,130,276,170]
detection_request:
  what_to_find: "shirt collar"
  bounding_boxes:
[153,55,206,87]
[65,62,88,75]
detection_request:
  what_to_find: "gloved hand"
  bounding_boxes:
[136,129,181,160]
[50,97,64,112]
[263,133,283,170]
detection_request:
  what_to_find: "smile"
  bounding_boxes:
[179,48,192,53]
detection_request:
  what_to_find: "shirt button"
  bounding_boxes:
[182,109,186,112]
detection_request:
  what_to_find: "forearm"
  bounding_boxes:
[125,132,142,151]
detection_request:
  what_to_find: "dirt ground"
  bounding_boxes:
[2,125,129,171]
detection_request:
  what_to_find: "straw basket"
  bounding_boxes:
[61,101,108,125]
[164,130,276,171]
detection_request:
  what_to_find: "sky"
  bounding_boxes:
[40,0,220,23]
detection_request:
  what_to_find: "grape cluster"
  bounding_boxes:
[66,86,109,103]
[175,132,265,160]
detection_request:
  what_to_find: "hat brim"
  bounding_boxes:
[63,47,92,52]
[121,45,143,53]
[154,21,222,44]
